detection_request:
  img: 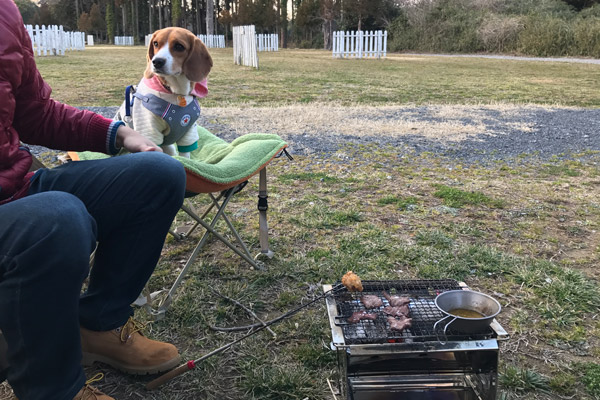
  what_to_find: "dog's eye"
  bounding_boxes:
[173,43,185,52]
[153,41,158,47]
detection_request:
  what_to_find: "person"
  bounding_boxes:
[0,1,186,399]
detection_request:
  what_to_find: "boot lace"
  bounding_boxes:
[116,316,147,343]
[78,373,106,400]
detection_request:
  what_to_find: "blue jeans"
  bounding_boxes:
[0,152,185,400]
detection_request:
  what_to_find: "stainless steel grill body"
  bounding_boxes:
[325,280,506,400]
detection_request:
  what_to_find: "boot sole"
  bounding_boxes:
[81,352,182,375]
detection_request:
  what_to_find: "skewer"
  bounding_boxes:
[146,284,344,390]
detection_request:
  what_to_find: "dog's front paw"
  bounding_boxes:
[179,152,191,159]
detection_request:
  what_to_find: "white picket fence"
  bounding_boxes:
[143,33,225,48]
[115,36,134,46]
[332,30,387,59]
[257,34,278,52]
[25,24,85,56]
[197,34,225,48]
[233,25,259,69]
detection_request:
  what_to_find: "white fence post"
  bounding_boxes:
[383,31,388,58]
[233,25,258,68]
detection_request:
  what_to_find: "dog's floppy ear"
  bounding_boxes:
[183,36,213,83]
[144,31,158,79]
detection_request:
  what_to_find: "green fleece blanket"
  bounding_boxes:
[75,126,287,184]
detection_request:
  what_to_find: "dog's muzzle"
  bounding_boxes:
[152,57,166,72]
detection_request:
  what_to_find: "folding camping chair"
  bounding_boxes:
[69,126,290,320]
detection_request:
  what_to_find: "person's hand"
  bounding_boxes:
[116,125,163,153]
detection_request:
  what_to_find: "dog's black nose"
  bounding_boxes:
[152,57,166,69]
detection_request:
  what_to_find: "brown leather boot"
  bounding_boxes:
[80,317,181,375]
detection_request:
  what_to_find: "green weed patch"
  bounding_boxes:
[433,184,505,208]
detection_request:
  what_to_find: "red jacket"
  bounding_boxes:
[0,0,117,204]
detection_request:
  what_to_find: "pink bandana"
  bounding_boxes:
[143,75,208,98]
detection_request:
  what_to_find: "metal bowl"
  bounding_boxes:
[434,290,501,333]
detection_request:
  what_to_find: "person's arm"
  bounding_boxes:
[9,15,158,155]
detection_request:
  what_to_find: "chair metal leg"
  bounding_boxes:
[148,184,261,319]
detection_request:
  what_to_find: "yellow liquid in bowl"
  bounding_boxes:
[448,308,485,319]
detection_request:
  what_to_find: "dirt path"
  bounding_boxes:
[77,104,600,166]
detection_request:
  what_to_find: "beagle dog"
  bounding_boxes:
[115,27,213,158]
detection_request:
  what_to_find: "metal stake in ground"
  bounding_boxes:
[146,284,343,390]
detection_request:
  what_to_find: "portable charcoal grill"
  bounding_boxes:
[324,279,508,400]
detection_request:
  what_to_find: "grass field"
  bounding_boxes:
[35,46,600,107]
[13,47,600,400]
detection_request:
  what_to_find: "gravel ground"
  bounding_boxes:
[31,104,600,165]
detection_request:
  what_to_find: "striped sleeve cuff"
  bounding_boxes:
[107,120,125,155]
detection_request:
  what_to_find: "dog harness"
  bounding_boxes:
[125,85,201,146]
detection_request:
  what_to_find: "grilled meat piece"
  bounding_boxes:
[387,315,412,332]
[360,294,383,309]
[347,311,378,323]
[342,271,363,292]
[383,291,411,307]
[383,305,410,317]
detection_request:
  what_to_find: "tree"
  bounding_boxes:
[207,0,215,34]
[344,0,369,31]
[172,0,182,26]
[51,0,78,30]
[90,3,105,39]
[106,0,115,43]
[280,0,288,47]
[295,0,321,44]
[218,9,233,43]
[233,0,254,25]
[320,0,338,49]
[78,11,92,32]
[36,2,57,26]
[14,0,39,24]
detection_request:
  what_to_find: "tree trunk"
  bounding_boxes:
[121,4,127,35]
[323,19,334,50]
[158,0,163,29]
[131,0,135,40]
[281,0,287,48]
[276,0,280,39]
[75,0,79,25]
[290,0,294,45]
[149,0,153,34]
[206,0,214,35]
[196,0,201,34]
[135,0,139,41]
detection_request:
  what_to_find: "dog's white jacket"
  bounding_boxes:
[115,76,208,156]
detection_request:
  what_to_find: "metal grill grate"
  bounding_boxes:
[333,279,495,344]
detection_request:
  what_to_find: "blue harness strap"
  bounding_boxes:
[125,85,134,118]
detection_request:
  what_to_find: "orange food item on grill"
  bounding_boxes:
[342,271,363,292]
